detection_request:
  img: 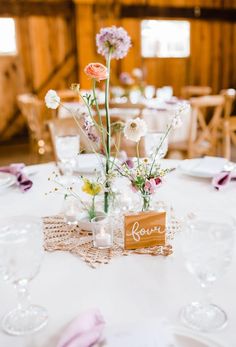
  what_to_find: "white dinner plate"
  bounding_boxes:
[0,172,12,186]
[0,172,16,191]
[177,157,230,178]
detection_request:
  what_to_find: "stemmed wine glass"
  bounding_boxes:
[0,216,48,335]
[55,134,80,182]
[144,131,168,162]
[180,212,235,332]
[144,85,156,100]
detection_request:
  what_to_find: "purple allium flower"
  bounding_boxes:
[96,26,131,60]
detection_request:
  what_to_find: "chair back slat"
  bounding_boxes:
[188,95,225,157]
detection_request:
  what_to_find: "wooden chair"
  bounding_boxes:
[93,113,140,157]
[17,93,55,157]
[181,86,212,99]
[223,117,236,160]
[220,89,236,119]
[56,89,81,102]
[47,117,100,160]
[93,102,145,157]
[188,95,225,158]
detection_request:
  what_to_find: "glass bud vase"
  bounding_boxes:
[141,193,151,212]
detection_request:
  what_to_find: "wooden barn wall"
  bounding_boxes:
[0,0,236,140]
[76,4,236,95]
[0,14,77,141]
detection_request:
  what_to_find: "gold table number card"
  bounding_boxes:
[124,211,166,250]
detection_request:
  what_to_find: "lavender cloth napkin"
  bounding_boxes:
[212,171,236,190]
[56,309,105,347]
[0,163,33,192]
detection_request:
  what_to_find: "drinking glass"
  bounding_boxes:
[144,85,156,100]
[0,216,48,335]
[144,132,168,161]
[180,212,235,332]
[129,89,142,104]
[55,135,80,178]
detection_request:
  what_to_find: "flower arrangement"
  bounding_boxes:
[45,25,188,221]
[117,105,187,211]
[45,26,131,217]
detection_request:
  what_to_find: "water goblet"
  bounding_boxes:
[129,89,142,104]
[0,216,48,335]
[55,134,80,183]
[180,212,235,332]
[144,85,156,100]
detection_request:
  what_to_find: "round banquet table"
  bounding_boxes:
[0,160,235,347]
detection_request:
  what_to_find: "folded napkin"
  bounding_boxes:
[0,163,33,192]
[212,170,236,190]
[56,309,105,347]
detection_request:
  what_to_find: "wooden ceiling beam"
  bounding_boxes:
[0,0,74,17]
[120,5,236,22]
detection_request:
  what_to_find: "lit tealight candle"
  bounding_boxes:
[94,226,112,249]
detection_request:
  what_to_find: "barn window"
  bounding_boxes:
[141,20,190,58]
[0,18,17,55]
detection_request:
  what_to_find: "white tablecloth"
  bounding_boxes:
[0,161,236,347]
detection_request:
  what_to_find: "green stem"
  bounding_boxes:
[136,141,140,167]
[110,131,121,170]
[104,51,112,214]
[149,124,172,176]
[92,79,107,156]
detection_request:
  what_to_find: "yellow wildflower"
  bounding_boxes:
[82,179,102,196]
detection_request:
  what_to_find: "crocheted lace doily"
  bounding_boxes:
[43,215,181,268]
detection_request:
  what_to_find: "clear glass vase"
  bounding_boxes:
[140,193,151,212]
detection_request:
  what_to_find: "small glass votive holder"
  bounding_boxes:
[91,216,113,249]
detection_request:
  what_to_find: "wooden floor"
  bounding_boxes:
[0,142,53,166]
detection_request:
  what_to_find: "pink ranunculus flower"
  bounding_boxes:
[154,177,162,186]
[84,63,109,82]
[144,178,156,194]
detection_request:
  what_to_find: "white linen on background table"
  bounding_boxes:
[0,160,235,347]
[58,101,192,145]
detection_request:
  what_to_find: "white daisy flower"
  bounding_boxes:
[124,117,147,142]
[45,90,60,109]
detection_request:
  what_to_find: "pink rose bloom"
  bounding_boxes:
[84,63,108,82]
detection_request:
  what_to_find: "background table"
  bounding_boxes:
[0,161,235,347]
[58,100,191,145]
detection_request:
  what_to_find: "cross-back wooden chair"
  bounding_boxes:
[17,93,55,157]
[223,117,236,160]
[220,88,236,120]
[181,86,212,99]
[188,95,225,158]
